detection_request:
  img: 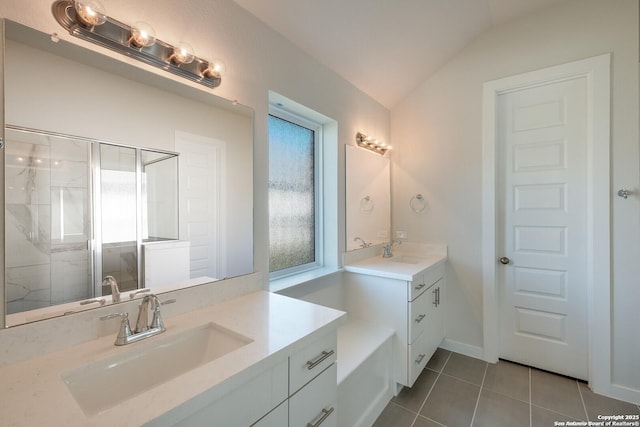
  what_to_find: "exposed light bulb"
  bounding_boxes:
[170,42,195,65]
[74,0,107,27]
[202,59,227,79]
[130,22,156,48]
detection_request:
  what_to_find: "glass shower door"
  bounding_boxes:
[5,127,92,314]
[97,144,139,296]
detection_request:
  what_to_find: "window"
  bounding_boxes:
[268,110,322,276]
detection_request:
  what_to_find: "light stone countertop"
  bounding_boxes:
[343,243,447,281]
[0,291,346,426]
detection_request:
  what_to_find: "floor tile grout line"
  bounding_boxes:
[468,362,489,427]
[410,351,453,427]
[531,402,583,421]
[416,414,448,427]
[576,379,590,421]
[437,371,486,388]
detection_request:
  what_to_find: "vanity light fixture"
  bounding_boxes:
[52,0,225,88]
[355,132,390,155]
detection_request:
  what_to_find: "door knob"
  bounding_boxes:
[499,257,511,265]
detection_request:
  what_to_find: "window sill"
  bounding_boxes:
[269,266,342,293]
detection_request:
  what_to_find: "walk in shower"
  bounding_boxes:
[5,126,178,315]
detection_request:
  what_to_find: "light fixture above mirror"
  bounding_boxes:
[2,19,253,327]
[355,131,390,155]
[51,0,226,88]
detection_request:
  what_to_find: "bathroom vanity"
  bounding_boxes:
[344,244,446,389]
[0,290,345,426]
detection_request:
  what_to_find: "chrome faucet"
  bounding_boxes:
[100,294,176,346]
[135,294,168,333]
[102,275,121,303]
[353,237,371,248]
[382,239,402,258]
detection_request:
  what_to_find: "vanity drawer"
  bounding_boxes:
[407,332,431,387]
[408,285,434,344]
[289,363,337,427]
[409,263,444,301]
[290,330,337,394]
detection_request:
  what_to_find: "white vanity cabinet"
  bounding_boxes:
[345,261,445,388]
[163,330,338,427]
[168,358,289,426]
[407,272,444,386]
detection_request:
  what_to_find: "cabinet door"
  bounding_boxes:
[425,279,444,364]
[290,363,337,427]
[426,278,445,351]
[290,331,337,394]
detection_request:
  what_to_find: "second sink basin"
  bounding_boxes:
[62,322,252,416]
[387,255,424,264]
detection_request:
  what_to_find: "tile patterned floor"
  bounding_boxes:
[373,349,640,427]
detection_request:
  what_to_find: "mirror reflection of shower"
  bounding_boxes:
[5,126,178,315]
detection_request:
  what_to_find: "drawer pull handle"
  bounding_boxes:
[415,314,426,323]
[415,353,426,364]
[414,283,426,290]
[306,350,335,370]
[307,407,334,427]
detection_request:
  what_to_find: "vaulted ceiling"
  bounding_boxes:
[233,0,568,108]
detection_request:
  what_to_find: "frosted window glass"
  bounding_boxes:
[268,115,315,272]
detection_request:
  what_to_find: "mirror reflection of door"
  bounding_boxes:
[176,131,225,281]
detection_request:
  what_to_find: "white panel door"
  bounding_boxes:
[497,77,588,379]
[175,133,225,280]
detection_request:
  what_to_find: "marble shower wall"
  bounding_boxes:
[5,129,92,314]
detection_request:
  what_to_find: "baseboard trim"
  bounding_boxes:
[440,338,484,360]
[603,383,640,406]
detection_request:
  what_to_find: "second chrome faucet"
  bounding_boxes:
[382,239,402,258]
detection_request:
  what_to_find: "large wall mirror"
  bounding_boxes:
[2,20,254,327]
[345,145,390,251]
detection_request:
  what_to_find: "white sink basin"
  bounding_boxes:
[386,255,424,264]
[62,322,252,416]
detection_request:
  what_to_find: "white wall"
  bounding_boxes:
[391,0,639,396]
[0,0,389,277]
